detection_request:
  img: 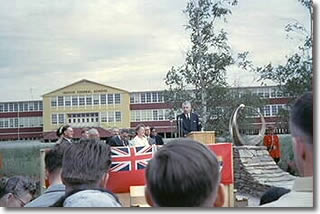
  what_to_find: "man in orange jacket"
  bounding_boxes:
[263,128,281,163]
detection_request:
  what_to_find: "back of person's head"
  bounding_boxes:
[45,144,65,174]
[290,91,313,145]
[61,140,111,188]
[145,139,224,207]
[0,176,36,207]
[88,128,100,139]
[259,187,291,206]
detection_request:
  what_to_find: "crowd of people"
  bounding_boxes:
[0,92,313,207]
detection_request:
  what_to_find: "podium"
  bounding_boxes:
[187,131,216,144]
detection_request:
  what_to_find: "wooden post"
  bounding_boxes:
[39,149,47,194]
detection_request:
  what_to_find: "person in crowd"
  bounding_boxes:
[263,127,281,163]
[145,139,225,207]
[0,176,37,207]
[261,92,313,207]
[109,129,129,147]
[88,128,100,140]
[145,126,156,145]
[80,128,89,140]
[25,144,66,207]
[176,101,202,137]
[112,127,120,137]
[130,124,149,147]
[51,139,121,207]
[259,187,290,206]
[150,127,164,145]
[56,125,74,145]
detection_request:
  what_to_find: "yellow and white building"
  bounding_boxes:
[42,79,130,133]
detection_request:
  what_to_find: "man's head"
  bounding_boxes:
[81,128,89,139]
[88,128,100,140]
[119,129,129,141]
[150,127,157,137]
[182,101,192,114]
[56,125,74,139]
[0,176,36,207]
[112,128,120,136]
[145,139,224,207]
[289,92,313,176]
[145,126,151,137]
[61,140,112,192]
[45,144,65,186]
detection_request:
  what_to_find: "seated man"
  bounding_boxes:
[51,139,121,207]
[145,139,225,207]
[25,144,66,207]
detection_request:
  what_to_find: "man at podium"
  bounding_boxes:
[177,101,202,137]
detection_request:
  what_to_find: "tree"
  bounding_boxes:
[256,0,312,100]
[164,0,264,137]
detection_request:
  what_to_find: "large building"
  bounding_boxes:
[0,79,291,141]
[0,100,43,141]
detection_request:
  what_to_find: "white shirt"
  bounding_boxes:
[261,176,313,207]
[130,136,149,147]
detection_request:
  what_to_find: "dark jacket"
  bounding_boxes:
[151,135,164,145]
[109,135,129,147]
[177,112,202,137]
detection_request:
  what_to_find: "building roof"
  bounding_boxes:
[42,79,130,97]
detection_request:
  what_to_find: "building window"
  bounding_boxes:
[100,94,106,104]
[52,114,58,125]
[146,93,151,103]
[135,111,141,122]
[146,110,152,121]
[58,114,65,124]
[158,109,164,120]
[93,95,99,105]
[141,93,146,103]
[51,98,57,107]
[108,111,114,122]
[79,96,85,106]
[86,96,92,105]
[0,119,3,128]
[0,104,3,112]
[130,95,135,104]
[272,105,278,116]
[72,96,78,106]
[153,110,158,121]
[115,111,121,122]
[8,103,14,112]
[158,92,164,102]
[141,110,146,121]
[39,101,43,110]
[24,103,29,111]
[101,112,108,122]
[65,96,71,106]
[276,91,283,98]
[114,94,121,104]
[58,96,64,106]
[29,102,34,111]
[134,94,140,103]
[108,94,114,104]
[152,92,158,103]
[3,103,8,112]
[264,106,271,117]
[33,102,38,111]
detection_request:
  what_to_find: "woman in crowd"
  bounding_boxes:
[130,124,149,147]
[0,176,37,207]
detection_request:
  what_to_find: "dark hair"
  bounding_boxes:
[120,129,129,134]
[146,139,220,207]
[61,139,111,186]
[0,176,36,199]
[150,127,156,132]
[290,92,313,144]
[45,144,65,174]
[259,187,290,205]
[56,125,71,138]
[135,124,145,133]
[81,128,89,134]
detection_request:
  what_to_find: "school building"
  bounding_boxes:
[0,79,291,141]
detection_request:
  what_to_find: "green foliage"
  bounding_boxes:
[164,0,264,137]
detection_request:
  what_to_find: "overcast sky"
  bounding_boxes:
[0,0,312,101]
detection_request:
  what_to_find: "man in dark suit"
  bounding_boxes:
[150,127,164,145]
[109,129,129,147]
[177,101,202,137]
